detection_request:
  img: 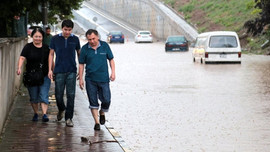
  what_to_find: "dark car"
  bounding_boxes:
[165,35,189,51]
[107,31,125,43]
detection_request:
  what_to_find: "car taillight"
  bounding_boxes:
[205,52,209,58]
[137,35,141,37]
[122,35,124,39]
[238,52,241,58]
[149,34,152,37]
[180,44,187,46]
[109,35,112,39]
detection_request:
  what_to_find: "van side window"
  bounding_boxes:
[209,36,238,48]
[195,37,207,48]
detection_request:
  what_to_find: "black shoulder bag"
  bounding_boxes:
[23,49,44,87]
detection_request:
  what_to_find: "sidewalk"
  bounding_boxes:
[0,82,129,152]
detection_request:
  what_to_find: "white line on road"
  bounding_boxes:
[74,10,109,34]
[82,2,137,35]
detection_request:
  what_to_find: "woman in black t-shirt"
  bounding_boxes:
[16,28,52,122]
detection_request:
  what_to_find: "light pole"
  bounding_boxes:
[42,0,48,28]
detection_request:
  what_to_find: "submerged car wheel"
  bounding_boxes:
[193,58,195,62]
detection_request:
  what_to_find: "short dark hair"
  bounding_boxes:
[85,29,99,37]
[31,27,45,38]
[62,19,74,28]
[45,26,51,30]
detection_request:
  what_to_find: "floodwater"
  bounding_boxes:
[107,42,270,152]
[75,4,270,151]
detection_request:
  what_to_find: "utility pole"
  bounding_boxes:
[42,0,48,28]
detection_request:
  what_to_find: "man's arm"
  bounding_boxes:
[48,49,54,79]
[77,49,80,58]
[76,49,81,79]
[79,64,84,90]
[109,59,115,81]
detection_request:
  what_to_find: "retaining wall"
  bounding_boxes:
[0,38,27,133]
[85,0,198,41]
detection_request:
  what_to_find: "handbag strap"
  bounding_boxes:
[39,46,45,69]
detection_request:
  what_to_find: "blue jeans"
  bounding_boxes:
[27,76,51,104]
[86,80,111,112]
[55,72,76,120]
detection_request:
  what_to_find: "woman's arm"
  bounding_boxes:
[17,56,26,75]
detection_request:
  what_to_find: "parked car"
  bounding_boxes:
[107,31,125,43]
[165,35,189,51]
[192,31,241,64]
[134,31,153,43]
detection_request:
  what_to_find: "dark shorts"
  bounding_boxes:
[85,80,111,112]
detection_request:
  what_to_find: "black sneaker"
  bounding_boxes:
[32,113,38,122]
[57,111,64,121]
[94,124,100,130]
[42,114,49,122]
[100,115,105,125]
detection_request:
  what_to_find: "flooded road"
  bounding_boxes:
[107,42,270,152]
[75,4,270,151]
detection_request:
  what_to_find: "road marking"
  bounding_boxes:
[82,2,137,35]
[74,10,109,34]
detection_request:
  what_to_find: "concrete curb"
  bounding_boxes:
[80,87,132,152]
[105,122,133,152]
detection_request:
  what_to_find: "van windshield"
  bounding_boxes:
[209,36,238,48]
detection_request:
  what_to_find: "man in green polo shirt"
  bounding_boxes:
[43,27,53,46]
[78,29,115,131]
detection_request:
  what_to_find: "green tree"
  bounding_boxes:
[0,0,83,37]
[244,0,270,36]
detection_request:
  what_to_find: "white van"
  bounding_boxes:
[192,31,241,63]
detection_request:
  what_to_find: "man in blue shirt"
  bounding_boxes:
[79,29,115,130]
[48,19,81,127]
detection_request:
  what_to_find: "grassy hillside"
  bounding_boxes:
[161,0,269,54]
